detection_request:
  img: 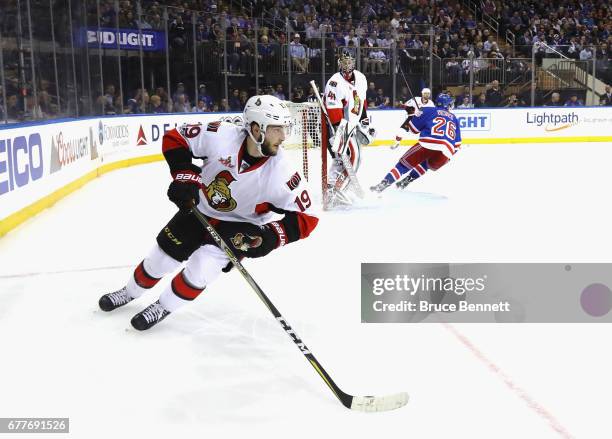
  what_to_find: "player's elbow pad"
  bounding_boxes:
[162,129,192,173]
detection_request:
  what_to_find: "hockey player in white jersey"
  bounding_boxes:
[323,51,376,203]
[98,95,319,330]
[391,88,435,149]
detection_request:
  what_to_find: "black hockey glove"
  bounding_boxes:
[217,211,303,259]
[167,164,202,211]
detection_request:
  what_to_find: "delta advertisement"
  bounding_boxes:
[1,107,611,228]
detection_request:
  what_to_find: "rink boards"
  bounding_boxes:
[1,107,611,236]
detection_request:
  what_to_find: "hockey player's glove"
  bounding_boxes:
[217,207,318,259]
[404,105,422,118]
[356,119,376,146]
[167,164,202,211]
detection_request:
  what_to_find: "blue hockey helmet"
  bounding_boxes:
[435,92,454,109]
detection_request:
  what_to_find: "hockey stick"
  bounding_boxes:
[190,207,408,412]
[391,64,424,150]
[309,80,364,199]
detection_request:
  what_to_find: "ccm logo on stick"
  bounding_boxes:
[0,134,44,195]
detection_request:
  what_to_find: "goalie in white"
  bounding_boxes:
[323,51,376,204]
[391,88,435,149]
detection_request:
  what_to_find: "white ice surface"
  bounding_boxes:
[1,143,611,439]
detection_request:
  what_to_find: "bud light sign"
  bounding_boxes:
[76,27,166,51]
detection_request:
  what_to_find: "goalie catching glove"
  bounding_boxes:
[167,164,203,211]
[216,206,318,259]
[330,119,376,154]
[355,119,376,147]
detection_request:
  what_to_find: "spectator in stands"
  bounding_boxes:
[305,86,317,102]
[6,95,20,120]
[228,89,242,111]
[564,94,584,106]
[38,91,56,117]
[505,94,522,107]
[155,87,171,108]
[273,84,286,101]
[398,86,410,104]
[289,34,309,74]
[104,85,116,111]
[150,95,165,113]
[580,46,594,60]
[172,83,188,106]
[375,88,389,107]
[601,85,612,106]
[197,84,214,109]
[291,86,304,103]
[366,47,388,74]
[378,96,392,109]
[173,93,191,113]
[474,93,487,108]
[127,89,150,114]
[366,82,378,103]
[456,86,471,105]
[520,83,545,107]
[219,98,230,112]
[445,55,463,83]
[258,35,276,71]
[485,80,503,107]
[457,96,474,108]
[169,14,187,49]
[545,92,562,106]
[239,90,249,107]
[192,99,208,112]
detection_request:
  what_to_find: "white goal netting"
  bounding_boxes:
[282,102,327,206]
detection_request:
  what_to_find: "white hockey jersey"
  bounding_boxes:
[403,96,435,110]
[169,121,315,225]
[324,70,368,125]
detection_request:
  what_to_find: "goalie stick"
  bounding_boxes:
[191,207,409,412]
[309,80,365,200]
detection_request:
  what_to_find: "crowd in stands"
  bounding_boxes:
[1,0,610,123]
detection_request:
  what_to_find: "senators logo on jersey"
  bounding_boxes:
[205,170,237,212]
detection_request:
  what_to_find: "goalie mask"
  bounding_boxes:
[337,51,355,80]
[243,95,292,155]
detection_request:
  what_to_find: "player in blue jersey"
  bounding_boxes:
[370,92,462,192]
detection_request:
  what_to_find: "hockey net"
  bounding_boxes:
[282,101,328,207]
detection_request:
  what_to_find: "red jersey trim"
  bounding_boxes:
[237,139,269,174]
[162,129,189,153]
